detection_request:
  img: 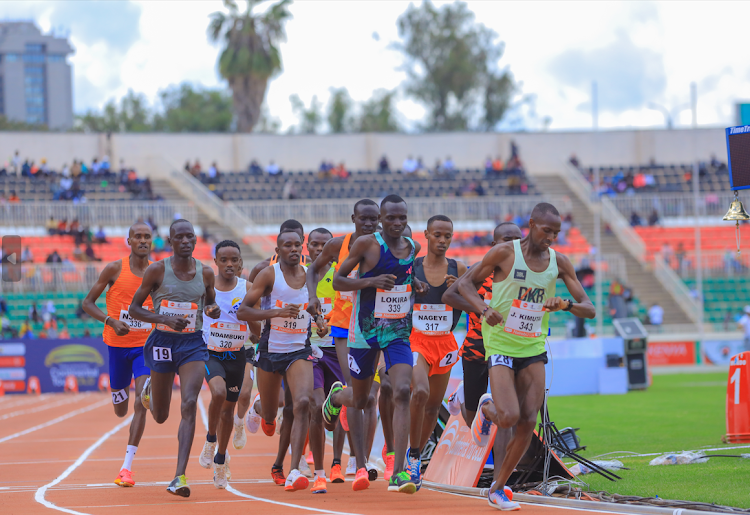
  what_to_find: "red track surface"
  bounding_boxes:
[0,391,607,515]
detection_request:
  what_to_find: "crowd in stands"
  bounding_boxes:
[0,295,76,340]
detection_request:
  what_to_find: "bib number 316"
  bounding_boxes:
[153,346,172,362]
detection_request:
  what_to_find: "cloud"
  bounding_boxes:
[548,31,666,114]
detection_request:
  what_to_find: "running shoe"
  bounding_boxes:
[245,393,262,434]
[284,469,310,491]
[310,475,327,494]
[488,489,520,511]
[199,440,216,469]
[471,393,494,447]
[261,418,276,437]
[213,462,228,489]
[340,405,349,432]
[505,486,514,501]
[330,464,345,483]
[346,456,357,475]
[140,376,151,410]
[387,470,416,494]
[447,381,464,417]
[271,465,286,485]
[306,450,314,465]
[225,452,231,480]
[299,456,313,478]
[276,411,283,435]
[233,416,246,449]
[366,462,378,481]
[406,451,421,491]
[384,452,395,481]
[114,468,134,487]
[322,381,344,431]
[166,475,190,497]
[352,467,370,491]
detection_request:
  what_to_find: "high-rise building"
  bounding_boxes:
[0,22,74,129]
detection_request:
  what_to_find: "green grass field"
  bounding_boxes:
[546,373,750,509]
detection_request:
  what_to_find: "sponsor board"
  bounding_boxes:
[703,340,746,365]
[647,341,696,366]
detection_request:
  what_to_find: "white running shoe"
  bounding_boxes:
[299,456,313,478]
[226,452,232,480]
[471,393,494,447]
[447,381,464,417]
[276,410,283,436]
[488,488,520,510]
[233,416,246,449]
[346,456,357,475]
[199,440,217,469]
[245,394,262,434]
[140,376,151,410]
[213,461,228,489]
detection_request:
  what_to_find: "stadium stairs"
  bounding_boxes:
[534,175,691,325]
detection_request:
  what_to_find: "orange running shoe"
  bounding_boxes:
[352,467,370,491]
[306,450,314,465]
[261,418,276,437]
[114,468,135,487]
[340,405,349,432]
[330,464,345,483]
[284,469,309,491]
[271,465,286,485]
[384,452,395,481]
[310,475,327,494]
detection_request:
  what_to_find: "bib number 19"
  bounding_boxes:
[153,346,172,362]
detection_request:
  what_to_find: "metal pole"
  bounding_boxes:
[592,81,598,131]
[693,162,704,336]
[690,82,697,129]
[593,133,603,336]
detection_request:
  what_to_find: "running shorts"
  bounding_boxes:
[108,346,150,391]
[313,347,346,392]
[462,357,489,412]
[244,345,257,366]
[487,352,548,373]
[347,340,411,381]
[331,326,349,339]
[410,332,460,377]
[144,331,208,374]
[256,347,314,375]
[205,348,246,403]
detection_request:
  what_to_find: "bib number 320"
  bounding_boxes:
[153,346,172,362]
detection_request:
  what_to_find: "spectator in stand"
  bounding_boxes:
[569,153,580,169]
[146,216,158,235]
[21,246,33,263]
[75,299,89,319]
[207,161,219,184]
[84,244,101,262]
[46,250,62,263]
[608,279,628,319]
[58,219,69,235]
[675,242,687,272]
[492,155,504,174]
[58,319,71,339]
[19,319,34,339]
[44,300,56,318]
[71,160,82,177]
[249,159,263,175]
[91,158,101,175]
[94,226,108,243]
[332,162,349,180]
[84,329,92,337]
[46,216,58,235]
[648,210,660,226]
[73,245,84,262]
[484,156,493,174]
[184,160,192,175]
[153,233,165,254]
[443,155,455,173]
[266,160,281,175]
[510,140,519,160]
[378,155,390,174]
[29,302,40,323]
[661,242,675,264]
[8,191,20,203]
[0,295,7,316]
[21,160,31,177]
[12,150,20,174]
[738,307,750,351]
[318,159,332,180]
[647,303,664,326]
[402,155,418,174]
[630,211,642,227]
[191,159,202,177]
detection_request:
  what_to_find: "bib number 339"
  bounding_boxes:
[375,284,412,319]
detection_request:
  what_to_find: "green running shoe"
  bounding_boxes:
[388,470,416,494]
[166,475,190,497]
[322,381,343,431]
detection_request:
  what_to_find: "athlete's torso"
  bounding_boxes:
[412,256,461,336]
[152,257,205,334]
[259,262,311,353]
[104,256,153,348]
[311,264,336,347]
[202,278,249,353]
[330,234,356,329]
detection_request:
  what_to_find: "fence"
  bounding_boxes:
[1,263,107,293]
[608,192,737,220]
[660,250,750,278]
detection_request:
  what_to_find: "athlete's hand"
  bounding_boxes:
[483,307,504,327]
[444,274,458,289]
[249,332,260,345]
[414,278,429,295]
[307,297,322,318]
[315,317,329,338]
[109,319,131,337]
[277,303,301,319]
[204,303,221,319]
[163,316,190,332]
[369,274,397,290]
[543,297,566,312]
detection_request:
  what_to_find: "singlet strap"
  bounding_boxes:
[339,233,353,263]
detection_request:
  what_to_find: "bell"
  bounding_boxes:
[723,191,750,254]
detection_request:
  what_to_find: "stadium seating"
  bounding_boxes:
[203,168,538,201]
[579,160,729,194]
[3,291,106,338]
[0,174,153,201]
[634,225,750,261]
[683,277,748,325]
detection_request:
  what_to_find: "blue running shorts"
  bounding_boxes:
[108,346,150,390]
[347,339,412,380]
[144,331,208,374]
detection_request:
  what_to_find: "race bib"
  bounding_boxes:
[348,354,361,374]
[111,388,128,405]
[270,300,310,334]
[152,346,172,362]
[157,300,198,333]
[412,303,452,335]
[484,290,492,305]
[489,354,513,369]
[339,270,358,302]
[320,298,333,317]
[119,304,152,332]
[439,349,459,368]
[207,321,248,352]
[375,284,412,319]
[504,299,545,337]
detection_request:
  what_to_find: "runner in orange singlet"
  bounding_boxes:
[82,222,154,488]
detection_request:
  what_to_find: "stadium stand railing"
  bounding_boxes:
[609,192,737,221]
[0,201,197,227]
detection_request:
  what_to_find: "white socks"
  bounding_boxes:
[122,445,137,471]
[234,414,243,426]
[315,469,325,479]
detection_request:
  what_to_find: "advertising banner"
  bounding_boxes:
[703,340,746,365]
[647,341,696,366]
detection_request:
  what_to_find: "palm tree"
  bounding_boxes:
[208,0,292,132]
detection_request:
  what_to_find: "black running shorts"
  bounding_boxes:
[205,347,246,403]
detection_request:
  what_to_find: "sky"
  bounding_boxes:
[1,0,749,132]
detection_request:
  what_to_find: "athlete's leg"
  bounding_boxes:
[419,371,452,450]
[175,360,205,477]
[274,383,294,468]
[309,387,326,472]
[388,362,413,475]
[128,374,149,446]
[486,362,545,493]
[409,353,431,453]
[334,337,353,385]
[332,419,346,464]
[284,358,314,473]
[378,365,395,453]
[236,362,254,419]
[332,375,373,470]
[492,426,514,483]
[148,370,175,424]
[364,380,379,457]
[257,368,283,425]
[461,358,488,428]
[207,375,228,437]
[216,400,236,456]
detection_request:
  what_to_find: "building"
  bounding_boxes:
[0,22,74,130]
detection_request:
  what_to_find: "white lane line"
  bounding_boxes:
[0,399,110,444]
[0,394,55,411]
[34,416,132,515]
[196,394,363,515]
[0,395,91,420]
[0,453,278,466]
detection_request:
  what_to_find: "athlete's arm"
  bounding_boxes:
[333,236,396,291]
[237,266,300,322]
[442,266,484,313]
[245,280,261,342]
[248,258,271,282]
[306,237,341,316]
[444,259,468,289]
[82,261,130,336]
[202,266,221,319]
[549,253,596,318]
[129,262,188,331]
[447,245,510,326]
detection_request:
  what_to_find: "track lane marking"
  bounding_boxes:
[0,399,110,443]
[0,395,92,420]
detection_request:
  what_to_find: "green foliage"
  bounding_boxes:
[327,88,354,134]
[356,89,399,133]
[0,116,49,132]
[76,90,151,133]
[394,1,516,131]
[153,83,233,132]
[290,94,323,134]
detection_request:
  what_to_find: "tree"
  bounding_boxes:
[356,89,399,133]
[393,1,516,131]
[153,83,233,132]
[327,88,354,133]
[75,90,151,133]
[0,116,48,132]
[290,94,323,134]
[208,0,292,132]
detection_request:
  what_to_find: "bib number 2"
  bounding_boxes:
[153,346,172,362]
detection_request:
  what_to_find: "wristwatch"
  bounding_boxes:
[562,299,575,312]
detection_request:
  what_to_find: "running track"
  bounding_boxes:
[0,391,608,515]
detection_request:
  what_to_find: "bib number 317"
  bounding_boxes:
[153,346,172,362]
